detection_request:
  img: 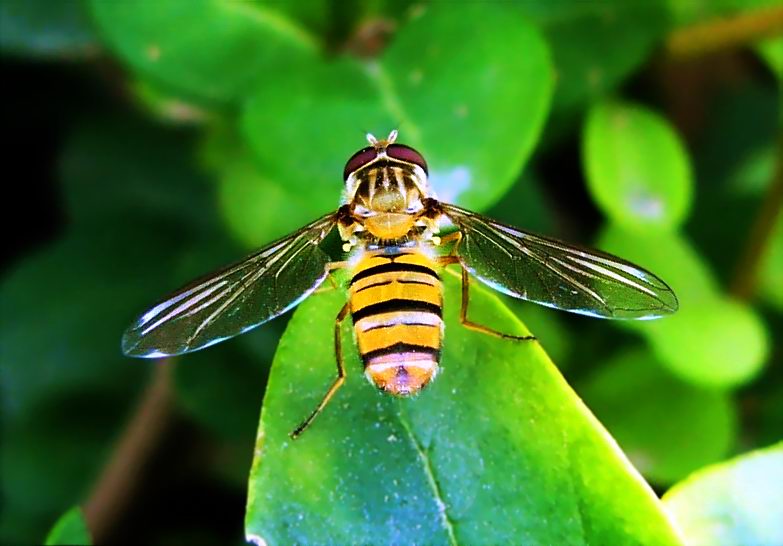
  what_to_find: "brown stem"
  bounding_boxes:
[731,137,783,300]
[83,362,175,542]
[665,5,783,60]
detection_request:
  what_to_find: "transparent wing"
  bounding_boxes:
[440,203,678,319]
[122,213,338,358]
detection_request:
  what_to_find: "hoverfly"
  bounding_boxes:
[123,130,678,437]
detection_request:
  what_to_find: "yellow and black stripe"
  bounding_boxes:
[349,250,443,395]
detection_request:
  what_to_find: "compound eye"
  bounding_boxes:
[343,146,378,180]
[386,144,428,174]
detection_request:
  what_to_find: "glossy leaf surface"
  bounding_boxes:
[245,273,683,545]
[663,442,783,546]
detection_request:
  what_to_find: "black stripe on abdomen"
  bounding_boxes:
[350,262,438,286]
[351,299,442,323]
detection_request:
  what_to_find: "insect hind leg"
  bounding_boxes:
[290,301,350,439]
[438,256,536,342]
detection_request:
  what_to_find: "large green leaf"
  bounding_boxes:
[44,507,91,546]
[583,100,693,232]
[246,273,683,544]
[239,4,552,248]
[663,442,783,546]
[88,0,318,103]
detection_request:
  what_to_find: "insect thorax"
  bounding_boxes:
[344,161,434,240]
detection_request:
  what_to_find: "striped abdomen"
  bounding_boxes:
[349,250,443,396]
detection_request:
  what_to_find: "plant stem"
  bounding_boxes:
[665,5,783,60]
[731,137,783,300]
[83,362,175,543]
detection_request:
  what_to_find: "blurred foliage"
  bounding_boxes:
[45,507,92,546]
[663,442,783,546]
[1,0,781,544]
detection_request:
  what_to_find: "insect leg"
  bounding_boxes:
[443,260,536,342]
[314,261,349,294]
[290,300,351,439]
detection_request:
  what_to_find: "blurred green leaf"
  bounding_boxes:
[88,0,318,103]
[599,226,770,388]
[756,37,783,84]
[239,4,552,247]
[581,349,736,484]
[584,100,693,231]
[516,3,669,113]
[246,273,683,544]
[759,211,783,310]
[663,442,783,546]
[45,507,91,546]
[0,0,97,58]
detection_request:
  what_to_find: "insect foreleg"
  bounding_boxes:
[290,300,351,439]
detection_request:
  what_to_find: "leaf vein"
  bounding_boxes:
[398,413,458,546]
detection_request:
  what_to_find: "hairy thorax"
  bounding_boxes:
[351,163,425,240]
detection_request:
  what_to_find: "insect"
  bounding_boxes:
[123,130,678,438]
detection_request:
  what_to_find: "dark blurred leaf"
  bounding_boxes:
[516,2,670,113]
[663,442,783,546]
[0,119,229,543]
[583,100,693,232]
[599,226,770,388]
[88,0,319,103]
[174,333,275,441]
[246,274,683,544]
[0,0,98,58]
[239,4,553,247]
[44,507,91,546]
[687,84,780,285]
[581,349,736,484]
[60,120,219,233]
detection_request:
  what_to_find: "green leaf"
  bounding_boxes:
[0,0,97,58]
[45,507,91,546]
[88,0,318,103]
[663,442,783,546]
[583,100,693,232]
[239,4,553,247]
[598,226,770,388]
[581,349,736,484]
[246,273,683,545]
